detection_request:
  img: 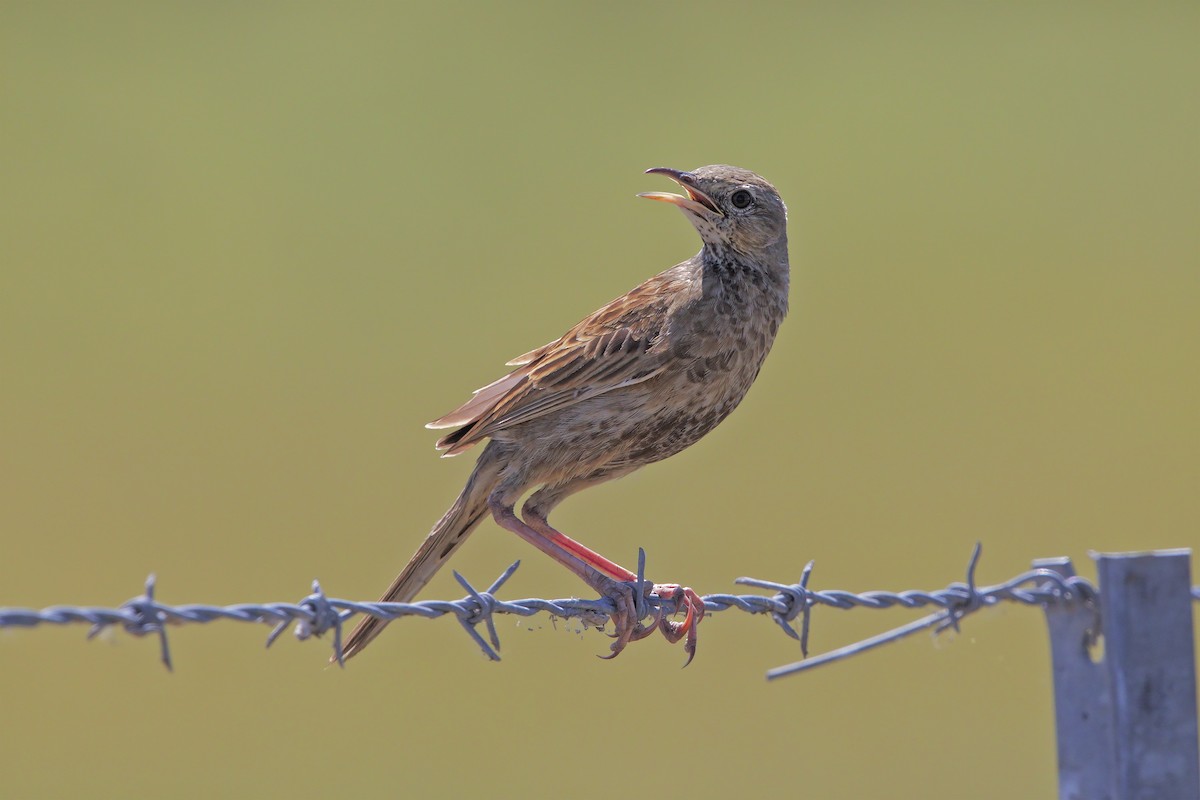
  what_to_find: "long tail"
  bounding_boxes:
[338,443,503,662]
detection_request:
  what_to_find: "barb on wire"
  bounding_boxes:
[3,545,1194,678]
[763,543,1097,679]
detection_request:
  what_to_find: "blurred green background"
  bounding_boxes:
[2,2,1197,797]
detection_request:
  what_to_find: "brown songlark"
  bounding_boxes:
[339,165,790,665]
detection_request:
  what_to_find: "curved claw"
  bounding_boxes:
[603,606,662,643]
[599,619,658,659]
[653,585,705,667]
[658,601,694,644]
[598,581,658,659]
[594,580,706,664]
[630,608,663,642]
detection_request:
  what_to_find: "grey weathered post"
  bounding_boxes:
[1097,550,1199,800]
[1039,550,1199,800]
[1038,556,1112,799]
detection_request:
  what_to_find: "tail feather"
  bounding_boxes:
[337,443,502,662]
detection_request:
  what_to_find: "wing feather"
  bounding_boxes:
[428,270,683,456]
[504,339,556,366]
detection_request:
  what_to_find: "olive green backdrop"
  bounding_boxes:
[2,2,1197,798]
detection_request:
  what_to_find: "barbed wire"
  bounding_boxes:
[2,544,1196,678]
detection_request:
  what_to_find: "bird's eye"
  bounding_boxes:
[730,189,753,209]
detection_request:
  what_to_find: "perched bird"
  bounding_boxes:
[339,165,790,664]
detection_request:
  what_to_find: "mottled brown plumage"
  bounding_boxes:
[340,165,789,663]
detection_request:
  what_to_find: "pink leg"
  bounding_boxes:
[520,518,638,582]
[487,497,613,586]
[519,496,705,664]
[488,495,656,656]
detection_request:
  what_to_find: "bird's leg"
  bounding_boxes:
[519,496,704,663]
[487,495,658,656]
[518,502,661,656]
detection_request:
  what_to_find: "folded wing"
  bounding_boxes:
[427,280,673,456]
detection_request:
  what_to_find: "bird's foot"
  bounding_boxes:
[652,584,705,667]
[598,579,660,660]
[597,579,704,666]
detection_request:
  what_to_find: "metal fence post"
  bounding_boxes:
[1039,550,1200,800]
[1096,550,1199,800]
[1037,556,1114,799]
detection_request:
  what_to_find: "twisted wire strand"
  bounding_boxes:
[2,544,1192,677]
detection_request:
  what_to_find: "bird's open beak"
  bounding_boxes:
[639,168,723,217]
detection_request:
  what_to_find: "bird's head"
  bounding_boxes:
[640,165,787,255]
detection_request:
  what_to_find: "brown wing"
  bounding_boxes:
[426,274,677,456]
[504,340,555,367]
